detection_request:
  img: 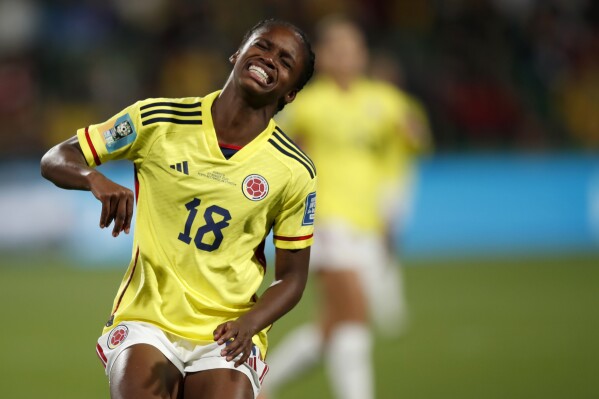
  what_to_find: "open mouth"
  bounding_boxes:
[248,64,273,86]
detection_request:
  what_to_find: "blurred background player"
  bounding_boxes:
[262,16,432,399]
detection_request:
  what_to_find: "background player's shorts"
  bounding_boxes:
[309,220,407,335]
[309,219,387,272]
[96,321,268,398]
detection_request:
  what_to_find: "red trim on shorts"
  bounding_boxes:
[96,343,107,367]
[218,142,244,150]
[112,247,140,315]
[85,126,102,166]
[247,357,256,371]
[273,234,313,241]
[259,363,269,384]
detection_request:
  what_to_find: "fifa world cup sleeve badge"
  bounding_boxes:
[302,192,316,226]
[102,113,137,153]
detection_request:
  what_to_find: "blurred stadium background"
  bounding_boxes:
[0,0,598,398]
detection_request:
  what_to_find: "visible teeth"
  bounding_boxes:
[249,65,269,83]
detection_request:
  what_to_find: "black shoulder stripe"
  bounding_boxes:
[272,130,316,172]
[140,101,202,110]
[142,117,203,126]
[275,126,316,169]
[268,138,315,179]
[141,109,202,119]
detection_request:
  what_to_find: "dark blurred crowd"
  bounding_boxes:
[0,0,597,158]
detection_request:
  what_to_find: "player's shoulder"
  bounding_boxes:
[267,125,317,181]
[132,96,204,128]
[136,96,204,113]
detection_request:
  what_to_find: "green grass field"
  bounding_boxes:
[0,254,597,399]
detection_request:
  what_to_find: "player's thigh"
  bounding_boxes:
[317,269,368,326]
[110,343,183,399]
[183,369,254,399]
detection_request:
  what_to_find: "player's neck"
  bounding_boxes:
[212,87,274,146]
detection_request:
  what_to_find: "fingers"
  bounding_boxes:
[95,187,134,237]
[215,322,237,346]
[214,322,252,367]
[222,338,252,367]
[123,195,134,234]
[112,193,129,237]
[99,195,110,229]
[213,323,227,343]
[107,194,118,232]
[233,344,251,368]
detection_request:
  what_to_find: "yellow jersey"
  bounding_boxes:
[76,90,317,355]
[278,76,426,233]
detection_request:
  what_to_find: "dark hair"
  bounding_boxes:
[240,19,316,111]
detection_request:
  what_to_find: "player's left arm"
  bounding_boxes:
[214,247,310,367]
[215,165,316,367]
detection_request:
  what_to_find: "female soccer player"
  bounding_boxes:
[40,19,316,399]
[263,16,431,399]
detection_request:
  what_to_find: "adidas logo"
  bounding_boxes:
[170,161,189,175]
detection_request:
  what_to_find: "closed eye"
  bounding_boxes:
[280,51,295,69]
[254,40,268,50]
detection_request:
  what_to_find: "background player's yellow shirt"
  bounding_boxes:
[278,77,426,233]
[76,91,317,356]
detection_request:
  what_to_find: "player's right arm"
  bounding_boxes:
[40,136,134,237]
[40,99,152,237]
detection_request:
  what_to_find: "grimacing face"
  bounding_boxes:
[231,24,308,106]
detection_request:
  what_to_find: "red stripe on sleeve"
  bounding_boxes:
[85,126,102,166]
[273,234,313,242]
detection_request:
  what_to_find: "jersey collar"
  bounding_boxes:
[201,90,276,162]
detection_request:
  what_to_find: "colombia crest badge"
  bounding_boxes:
[107,325,129,349]
[242,174,269,201]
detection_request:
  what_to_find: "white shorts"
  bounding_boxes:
[309,220,387,272]
[309,220,407,334]
[96,321,268,398]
